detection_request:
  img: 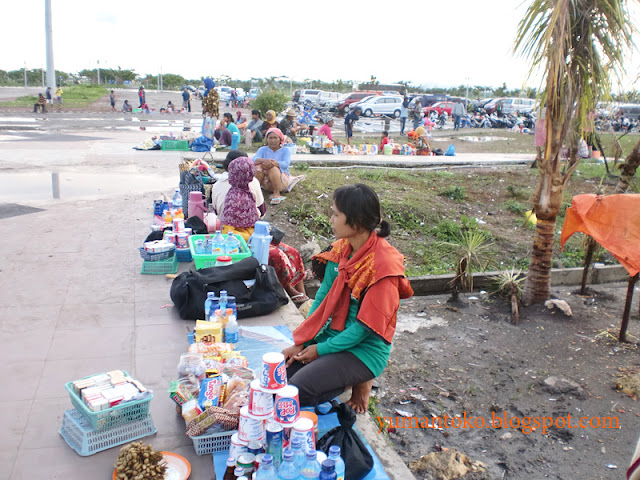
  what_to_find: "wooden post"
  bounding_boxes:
[619,273,639,343]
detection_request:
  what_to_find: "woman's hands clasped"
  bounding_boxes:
[282,344,319,367]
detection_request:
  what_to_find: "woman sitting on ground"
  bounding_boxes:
[283,184,413,412]
[260,110,279,140]
[253,128,291,205]
[410,126,431,155]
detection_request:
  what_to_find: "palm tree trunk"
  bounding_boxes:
[614,139,640,194]
[522,218,556,304]
[619,273,639,343]
[511,291,520,325]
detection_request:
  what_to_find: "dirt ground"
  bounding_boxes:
[377,284,640,480]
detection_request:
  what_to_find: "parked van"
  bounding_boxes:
[499,98,536,114]
[316,91,343,107]
[613,104,640,119]
[299,89,323,104]
[336,91,382,114]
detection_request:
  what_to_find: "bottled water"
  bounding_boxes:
[204,292,218,322]
[328,446,345,480]
[278,450,299,480]
[256,454,278,480]
[219,290,228,312]
[227,296,237,318]
[225,232,241,254]
[319,460,335,480]
[213,231,226,254]
[224,314,239,345]
[291,439,306,471]
[172,188,183,211]
[299,450,320,480]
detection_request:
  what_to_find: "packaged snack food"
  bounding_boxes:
[182,399,203,423]
[198,375,224,410]
[168,379,195,406]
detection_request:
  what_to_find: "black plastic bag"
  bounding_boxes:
[169,256,289,320]
[315,401,374,480]
[185,215,209,234]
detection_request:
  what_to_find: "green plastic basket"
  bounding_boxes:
[190,429,236,455]
[188,234,251,270]
[140,254,178,274]
[64,372,153,431]
[161,140,189,151]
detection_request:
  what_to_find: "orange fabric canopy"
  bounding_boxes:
[561,194,640,276]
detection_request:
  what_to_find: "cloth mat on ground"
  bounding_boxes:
[211,325,389,480]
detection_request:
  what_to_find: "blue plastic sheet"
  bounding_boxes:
[211,326,389,480]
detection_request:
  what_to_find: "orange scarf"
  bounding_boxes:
[293,232,413,345]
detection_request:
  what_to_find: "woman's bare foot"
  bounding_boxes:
[346,380,373,414]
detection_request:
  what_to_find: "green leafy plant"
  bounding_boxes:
[493,268,526,324]
[438,186,466,201]
[252,89,289,117]
[440,230,493,301]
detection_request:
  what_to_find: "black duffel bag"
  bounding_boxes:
[170,256,289,320]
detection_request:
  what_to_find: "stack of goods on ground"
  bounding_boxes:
[59,371,156,456]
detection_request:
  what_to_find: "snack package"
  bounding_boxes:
[168,380,195,406]
[186,406,239,436]
[198,375,224,411]
[225,376,247,400]
[181,399,203,424]
[221,364,255,382]
[223,390,248,412]
[224,356,248,368]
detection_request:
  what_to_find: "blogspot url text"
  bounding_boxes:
[376,412,620,435]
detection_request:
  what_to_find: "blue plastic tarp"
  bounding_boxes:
[211,326,389,480]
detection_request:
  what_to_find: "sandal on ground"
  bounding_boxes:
[290,293,310,306]
[270,196,286,205]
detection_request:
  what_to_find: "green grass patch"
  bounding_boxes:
[0,84,109,108]
[438,186,466,201]
[503,199,528,214]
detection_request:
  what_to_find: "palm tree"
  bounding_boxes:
[514,0,637,305]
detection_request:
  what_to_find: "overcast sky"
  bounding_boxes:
[3,0,639,92]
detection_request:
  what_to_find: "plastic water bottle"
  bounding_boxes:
[234,467,245,480]
[204,292,218,321]
[256,454,278,480]
[218,290,228,312]
[291,439,306,471]
[299,450,320,480]
[227,296,237,318]
[319,460,336,480]
[225,232,241,254]
[172,188,183,211]
[278,450,299,480]
[327,447,345,480]
[224,314,239,345]
[213,230,226,254]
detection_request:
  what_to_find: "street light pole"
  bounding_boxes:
[97,60,101,85]
[465,77,470,102]
[45,0,56,92]
[24,61,27,88]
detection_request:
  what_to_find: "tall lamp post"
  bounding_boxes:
[465,76,470,103]
[45,0,56,92]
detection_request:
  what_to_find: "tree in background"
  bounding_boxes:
[252,89,289,117]
[515,0,637,305]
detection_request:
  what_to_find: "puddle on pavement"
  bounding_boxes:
[459,136,508,142]
[0,171,175,203]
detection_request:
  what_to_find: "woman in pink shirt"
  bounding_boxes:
[317,118,342,145]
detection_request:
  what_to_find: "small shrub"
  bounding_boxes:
[252,89,289,117]
[431,220,463,242]
[438,186,465,201]
[506,185,527,199]
[504,199,527,214]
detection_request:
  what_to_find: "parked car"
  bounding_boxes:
[299,89,323,105]
[336,91,382,114]
[424,101,456,116]
[495,97,536,115]
[292,90,301,102]
[248,88,261,99]
[409,94,449,109]
[197,86,206,98]
[316,91,344,107]
[351,95,404,118]
[216,86,233,102]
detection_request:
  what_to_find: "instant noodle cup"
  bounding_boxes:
[230,432,249,460]
[274,385,300,425]
[260,352,287,392]
[290,417,315,453]
[249,379,275,418]
[239,405,266,442]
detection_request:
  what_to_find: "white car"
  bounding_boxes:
[351,95,404,118]
[215,86,233,102]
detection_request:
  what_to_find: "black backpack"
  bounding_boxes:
[169,256,289,320]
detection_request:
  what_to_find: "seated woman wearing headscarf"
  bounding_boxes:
[260,110,279,140]
[202,78,219,121]
[220,157,260,242]
[220,156,311,306]
[282,184,413,412]
[253,128,291,205]
[409,126,431,155]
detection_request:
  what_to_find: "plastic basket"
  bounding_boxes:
[284,143,297,154]
[140,254,178,274]
[190,429,236,455]
[64,373,154,431]
[59,409,157,456]
[188,234,251,270]
[162,140,189,151]
[176,248,193,262]
[138,247,175,261]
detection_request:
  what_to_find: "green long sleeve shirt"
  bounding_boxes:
[307,261,391,377]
